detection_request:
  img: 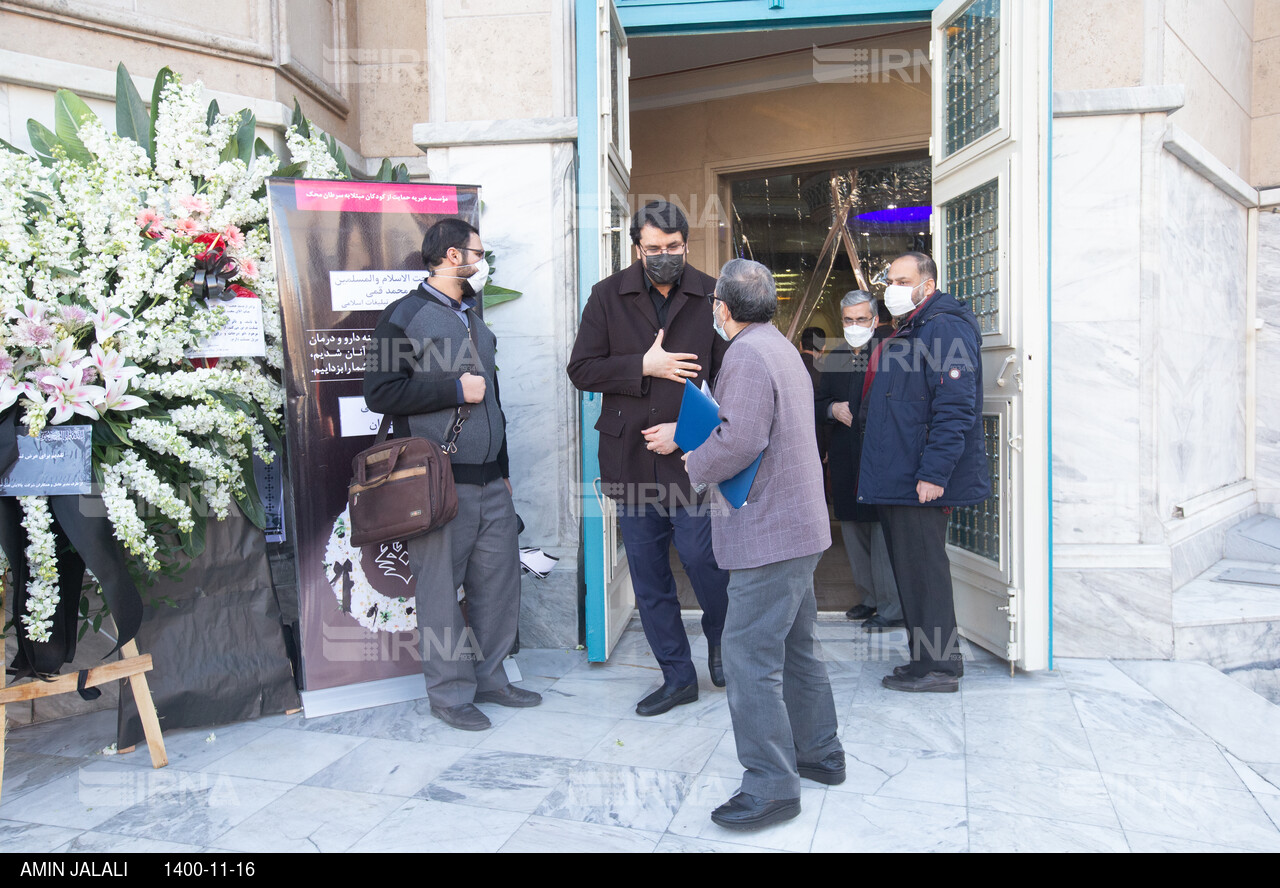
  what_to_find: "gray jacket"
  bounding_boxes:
[685,323,830,570]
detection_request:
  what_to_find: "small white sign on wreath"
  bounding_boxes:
[324,506,418,633]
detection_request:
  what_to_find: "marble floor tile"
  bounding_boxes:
[582,719,723,773]
[843,702,966,755]
[143,722,274,773]
[0,820,85,853]
[966,755,1121,829]
[1071,690,1206,743]
[810,792,968,853]
[637,685,734,730]
[478,709,621,760]
[285,698,490,747]
[201,728,367,784]
[536,674,665,720]
[1117,660,1280,765]
[1056,658,1159,698]
[699,731,743,780]
[534,762,694,833]
[346,798,527,853]
[1123,830,1254,853]
[418,750,576,814]
[511,648,588,682]
[963,710,1097,771]
[0,760,151,831]
[1103,773,1280,851]
[3,708,118,758]
[211,784,406,853]
[654,833,781,852]
[303,737,471,797]
[835,742,967,808]
[56,830,212,853]
[498,815,660,853]
[1223,751,1280,796]
[666,774,825,853]
[0,751,83,803]
[1087,730,1245,789]
[106,770,294,846]
[967,809,1130,853]
[1254,792,1280,831]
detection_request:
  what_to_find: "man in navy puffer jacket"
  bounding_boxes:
[857,252,990,693]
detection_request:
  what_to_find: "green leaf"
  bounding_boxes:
[235,112,256,164]
[291,99,310,139]
[253,136,273,158]
[206,99,220,129]
[373,158,394,182]
[322,132,350,177]
[53,89,97,164]
[274,161,306,179]
[393,163,410,183]
[27,120,58,165]
[78,622,89,641]
[0,136,28,156]
[148,67,175,164]
[482,286,523,310]
[234,456,267,530]
[114,63,150,157]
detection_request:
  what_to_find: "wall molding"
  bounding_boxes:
[1052,85,1186,118]
[413,117,579,150]
[1261,188,1280,209]
[1,0,274,62]
[1052,544,1173,570]
[1163,124,1261,208]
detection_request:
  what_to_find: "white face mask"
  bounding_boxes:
[459,257,489,296]
[884,282,921,317]
[712,300,730,341]
[843,324,874,349]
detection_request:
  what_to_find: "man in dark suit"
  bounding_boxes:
[567,201,730,717]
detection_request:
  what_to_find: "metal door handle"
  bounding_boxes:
[995,355,1017,387]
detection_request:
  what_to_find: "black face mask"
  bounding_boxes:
[644,253,685,286]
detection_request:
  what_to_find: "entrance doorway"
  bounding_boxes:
[578,0,1050,670]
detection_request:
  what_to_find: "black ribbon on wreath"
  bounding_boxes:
[0,409,143,678]
[191,242,238,302]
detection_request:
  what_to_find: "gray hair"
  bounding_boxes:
[840,290,878,316]
[716,258,777,323]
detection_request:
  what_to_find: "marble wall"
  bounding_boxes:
[1258,211,1280,503]
[422,138,582,649]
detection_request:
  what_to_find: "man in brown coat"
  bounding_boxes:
[685,258,844,831]
[567,201,730,717]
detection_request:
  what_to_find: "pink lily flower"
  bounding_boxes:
[45,376,106,425]
[92,305,132,342]
[98,377,147,415]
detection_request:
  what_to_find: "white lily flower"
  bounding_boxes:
[99,376,148,414]
[45,376,106,425]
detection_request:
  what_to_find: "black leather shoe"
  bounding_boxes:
[710,792,801,830]
[796,750,846,786]
[708,645,725,688]
[635,683,698,716]
[863,614,906,632]
[881,671,960,693]
[474,684,543,708]
[893,663,964,679]
[430,703,492,731]
[844,604,876,621]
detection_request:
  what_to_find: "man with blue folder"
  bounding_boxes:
[684,258,843,831]
[567,201,730,717]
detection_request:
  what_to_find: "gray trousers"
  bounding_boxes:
[723,552,843,800]
[839,520,902,621]
[407,479,520,708]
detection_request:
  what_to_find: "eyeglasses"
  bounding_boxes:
[842,316,876,327]
[639,244,687,257]
[705,294,722,305]
[459,246,485,256]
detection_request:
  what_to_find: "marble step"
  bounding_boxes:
[1224,514,1280,563]
[1173,559,1280,705]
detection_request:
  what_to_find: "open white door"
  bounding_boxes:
[580,0,634,661]
[931,0,1050,670]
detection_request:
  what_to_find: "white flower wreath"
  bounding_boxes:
[323,506,417,633]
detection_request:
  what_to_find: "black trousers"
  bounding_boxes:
[877,504,964,677]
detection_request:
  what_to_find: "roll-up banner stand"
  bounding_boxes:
[266,179,481,715]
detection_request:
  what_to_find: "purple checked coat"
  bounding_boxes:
[684,323,831,570]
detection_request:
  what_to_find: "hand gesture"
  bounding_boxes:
[642,330,701,383]
[642,422,678,456]
[460,372,486,404]
[917,480,944,504]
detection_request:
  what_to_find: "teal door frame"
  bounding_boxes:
[576,0,1054,664]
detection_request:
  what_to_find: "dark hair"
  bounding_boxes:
[801,327,825,351]
[897,251,938,284]
[422,218,480,269]
[715,258,777,324]
[630,200,689,245]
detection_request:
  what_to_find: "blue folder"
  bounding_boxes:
[674,379,762,509]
